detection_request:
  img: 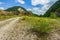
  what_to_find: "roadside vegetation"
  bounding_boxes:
[0,15,18,21]
[21,16,60,34]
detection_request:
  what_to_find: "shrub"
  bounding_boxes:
[32,19,55,33]
[22,16,29,20]
[50,12,57,18]
[23,17,58,33]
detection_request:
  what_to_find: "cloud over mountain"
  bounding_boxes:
[31,0,50,6]
[30,0,57,15]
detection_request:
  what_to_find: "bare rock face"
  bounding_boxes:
[18,8,26,16]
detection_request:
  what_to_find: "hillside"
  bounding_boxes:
[5,6,28,15]
[4,6,38,16]
[43,0,60,17]
[5,6,27,12]
[0,6,36,16]
[55,8,60,17]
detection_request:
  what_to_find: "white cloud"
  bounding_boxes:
[28,0,57,15]
[31,0,50,6]
[30,0,57,15]
[50,0,57,2]
[16,0,25,4]
[31,0,57,6]
[32,8,44,15]
[41,4,51,11]
[27,5,51,15]
[27,8,32,11]
[27,8,45,15]
[32,7,46,15]
[0,7,4,10]
[33,7,40,11]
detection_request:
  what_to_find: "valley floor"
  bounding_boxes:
[0,17,60,40]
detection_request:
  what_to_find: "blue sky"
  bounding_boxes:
[0,0,57,15]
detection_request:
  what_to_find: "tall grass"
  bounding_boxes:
[22,16,60,33]
[0,15,18,21]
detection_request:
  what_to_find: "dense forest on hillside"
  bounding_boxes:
[43,0,60,17]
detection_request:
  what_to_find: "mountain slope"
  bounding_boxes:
[5,6,28,15]
[43,0,60,17]
[5,6,35,16]
[5,6,27,12]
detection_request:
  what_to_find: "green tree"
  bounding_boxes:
[50,12,56,18]
[55,8,60,17]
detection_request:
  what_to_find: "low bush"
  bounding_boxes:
[50,12,57,19]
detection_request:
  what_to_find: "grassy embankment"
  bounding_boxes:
[21,16,60,34]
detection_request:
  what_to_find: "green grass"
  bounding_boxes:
[22,16,60,33]
[0,15,18,21]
